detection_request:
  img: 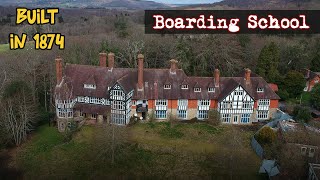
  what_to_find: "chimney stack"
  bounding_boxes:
[108,52,115,70]
[245,68,251,84]
[55,56,63,85]
[214,69,220,87]
[137,54,144,91]
[170,59,178,74]
[99,52,107,67]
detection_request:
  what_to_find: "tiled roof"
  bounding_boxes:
[55,64,280,101]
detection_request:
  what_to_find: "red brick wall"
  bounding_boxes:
[270,100,279,108]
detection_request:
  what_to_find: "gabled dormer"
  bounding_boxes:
[181,79,189,89]
[164,78,171,89]
[194,82,201,92]
[84,75,96,90]
[257,82,264,93]
[207,82,215,93]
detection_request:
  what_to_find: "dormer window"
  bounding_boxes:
[181,84,189,89]
[194,87,201,92]
[208,87,215,92]
[257,88,264,92]
[164,84,171,89]
[84,84,96,89]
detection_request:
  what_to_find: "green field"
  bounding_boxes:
[16,122,265,179]
[0,44,9,52]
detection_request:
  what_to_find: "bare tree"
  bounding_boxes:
[0,81,38,146]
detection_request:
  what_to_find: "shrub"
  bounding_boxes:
[293,105,312,123]
[189,117,198,123]
[277,89,289,101]
[311,84,320,110]
[255,126,276,145]
[207,110,220,126]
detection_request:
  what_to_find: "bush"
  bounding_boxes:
[207,110,220,126]
[255,126,276,145]
[277,89,290,101]
[293,105,312,123]
[189,117,198,123]
[311,84,320,110]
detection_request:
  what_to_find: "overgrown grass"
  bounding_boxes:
[17,123,263,179]
[0,44,9,53]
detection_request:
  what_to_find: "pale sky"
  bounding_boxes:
[149,0,222,5]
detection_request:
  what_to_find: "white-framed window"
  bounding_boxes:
[257,88,264,92]
[242,101,253,109]
[111,113,126,125]
[181,84,189,89]
[194,87,201,92]
[197,110,209,119]
[91,114,97,119]
[257,111,268,119]
[112,90,125,100]
[177,99,188,119]
[222,102,232,109]
[221,114,231,123]
[208,87,215,92]
[132,100,136,106]
[199,100,210,106]
[240,114,250,123]
[155,99,167,106]
[178,110,187,119]
[112,101,125,110]
[258,99,270,106]
[178,99,188,107]
[234,90,243,96]
[156,110,167,119]
[84,84,96,89]
[164,84,171,89]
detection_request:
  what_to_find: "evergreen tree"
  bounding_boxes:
[256,42,280,82]
[283,71,305,98]
[311,84,320,110]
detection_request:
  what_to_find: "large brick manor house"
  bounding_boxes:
[54,52,280,131]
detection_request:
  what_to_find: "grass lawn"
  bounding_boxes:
[0,44,9,53]
[16,122,265,179]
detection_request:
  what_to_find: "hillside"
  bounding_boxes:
[182,0,320,9]
[0,0,171,9]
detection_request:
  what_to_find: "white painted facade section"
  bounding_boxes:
[218,85,254,124]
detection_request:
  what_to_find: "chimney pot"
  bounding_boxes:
[137,54,144,90]
[55,57,63,85]
[99,52,107,67]
[245,68,251,84]
[170,59,178,74]
[108,52,115,69]
[214,69,220,87]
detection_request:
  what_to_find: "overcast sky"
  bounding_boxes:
[149,0,222,5]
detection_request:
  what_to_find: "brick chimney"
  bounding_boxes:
[99,52,107,67]
[245,68,251,84]
[137,54,144,91]
[214,69,220,87]
[55,56,63,85]
[108,52,115,70]
[170,59,178,74]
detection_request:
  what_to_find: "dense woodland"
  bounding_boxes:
[0,1,319,179]
[0,5,320,146]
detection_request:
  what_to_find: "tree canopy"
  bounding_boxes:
[256,42,280,83]
[311,84,320,110]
